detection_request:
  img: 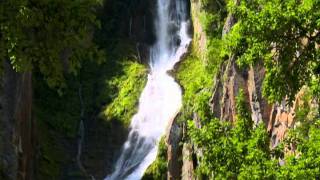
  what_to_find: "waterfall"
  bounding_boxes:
[105,0,191,179]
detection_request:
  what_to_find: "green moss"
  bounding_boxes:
[176,1,227,123]
[176,49,215,121]
[101,61,147,126]
[142,138,167,180]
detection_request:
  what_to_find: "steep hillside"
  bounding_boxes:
[0,0,154,179]
[0,0,319,179]
[148,0,320,179]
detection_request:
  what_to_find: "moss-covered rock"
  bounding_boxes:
[101,61,147,126]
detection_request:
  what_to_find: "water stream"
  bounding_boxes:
[105,0,191,179]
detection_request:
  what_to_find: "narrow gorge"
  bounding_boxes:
[0,0,319,180]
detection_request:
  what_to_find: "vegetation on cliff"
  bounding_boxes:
[189,90,274,179]
[1,0,319,179]
[175,0,320,179]
[102,61,147,126]
[1,0,149,179]
[189,90,320,179]
[227,0,320,103]
[177,52,214,122]
[143,138,168,180]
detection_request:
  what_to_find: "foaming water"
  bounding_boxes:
[105,0,191,179]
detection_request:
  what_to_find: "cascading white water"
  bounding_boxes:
[105,0,191,179]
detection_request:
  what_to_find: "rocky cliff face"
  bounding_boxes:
[165,0,314,179]
[190,0,207,59]
[207,1,304,148]
[0,60,35,180]
[0,1,156,179]
[101,0,157,63]
[194,0,307,148]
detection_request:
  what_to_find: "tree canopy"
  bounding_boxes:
[189,90,320,179]
[0,0,102,88]
[226,0,320,103]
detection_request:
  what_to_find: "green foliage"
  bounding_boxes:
[189,90,274,179]
[143,138,168,180]
[277,90,320,179]
[34,74,81,138]
[34,58,113,178]
[30,0,149,176]
[102,61,147,126]
[226,0,320,103]
[177,0,227,122]
[177,0,228,124]
[178,1,320,179]
[176,53,214,121]
[234,90,253,140]
[292,88,316,138]
[199,12,217,34]
[277,119,320,179]
[198,0,228,38]
[0,0,103,88]
[189,89,320,179]
[3,0,151,178]
[34,39,145,179]
[206,38,225,73]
